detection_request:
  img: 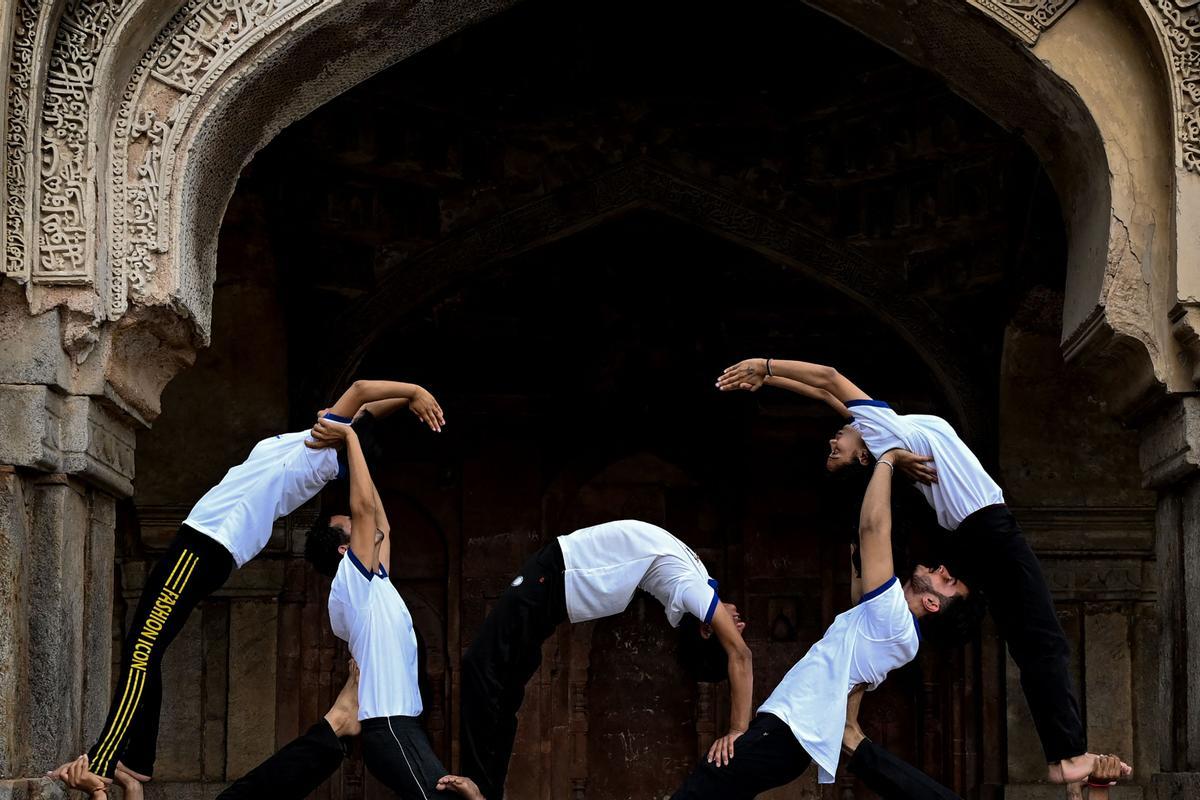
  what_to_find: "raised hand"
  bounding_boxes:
[306,418,353,449]
[409,387,446,432]
[706,729,745,768]
[888,449,938,485]
[717,358,768,392]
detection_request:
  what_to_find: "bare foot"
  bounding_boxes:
[436,775,485,799]
[1048,753,1132,784]
[325,659,361,738]
[113,764,147,800]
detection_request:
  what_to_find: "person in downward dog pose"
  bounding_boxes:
[48,379,445,797]
[717,356,1133,785]
[670,448,977,799]
[303,417,482,799]
[459,519,753,800]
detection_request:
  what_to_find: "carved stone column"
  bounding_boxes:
[1140,397,1200,798]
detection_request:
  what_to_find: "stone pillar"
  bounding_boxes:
[1140,397,1200,798]
[0,384,135,791]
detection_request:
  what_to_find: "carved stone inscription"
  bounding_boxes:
[1157,1,1200,174]
[36,0,131,284]
[4,0,41,279]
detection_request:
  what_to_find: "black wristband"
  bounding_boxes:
[766,358,773,377]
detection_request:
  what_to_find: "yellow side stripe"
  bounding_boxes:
[170,552,195,593]
[93,547,196,773]
[94,668,144,774]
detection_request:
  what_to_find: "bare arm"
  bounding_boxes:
[717,358,870,404]
[713,602,753,727]
[764,375,851,418]
[328,380,445,431]
[371,483,391,574]
[357,397,410,420]
[858,455,896,595]
[343,429,383,573]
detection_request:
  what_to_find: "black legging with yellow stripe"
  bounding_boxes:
[87,525,233,778]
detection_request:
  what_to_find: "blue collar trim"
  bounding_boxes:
[845,399,891,409]
[346,548,373,581]
[858,575,897,604]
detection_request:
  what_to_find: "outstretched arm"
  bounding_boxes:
[764,375,851,418]
[337,426,383,573]
[858,454,896,595]
[327,380,445,431]
[706,603,753,767]
[717,358,870,404]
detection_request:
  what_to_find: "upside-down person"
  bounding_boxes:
[670,448,981,799]
[458,519,753,800]
[717,355,1133,785]
[48,380,445,798]
[303,416,482,799]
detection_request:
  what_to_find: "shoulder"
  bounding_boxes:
[858,575,900,605]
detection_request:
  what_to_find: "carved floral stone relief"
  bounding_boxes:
[966,0,1077,45]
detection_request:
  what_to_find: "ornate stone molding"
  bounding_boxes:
[3,0,41,280]
[109,0,323,318]
[0,385,135,495]
[966,0,1077,45]
[1155,1,1200,174]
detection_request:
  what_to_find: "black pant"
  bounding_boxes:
[460,540,568,799]
[671,713,811,799]
[87,525,234,778]
[216,720,346,799]
[362,716,449,799]
[848,739,962,800]
[951,505,1085,762]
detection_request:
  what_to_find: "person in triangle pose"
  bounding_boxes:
[671,444,979,798]
[717,355,1131,785]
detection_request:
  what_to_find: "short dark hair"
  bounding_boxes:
[305,517,350,578]
[676,615,730,682]
[917,580,987,648]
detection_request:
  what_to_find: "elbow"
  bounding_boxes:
[813,365,840,391]
[348,380,370,405]
[732,642,753,668]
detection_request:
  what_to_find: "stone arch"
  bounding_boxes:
[316,159,985,437]
[4,0,1195,420]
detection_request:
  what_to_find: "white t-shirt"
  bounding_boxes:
[183,415,351,567]
[848,401,1004,530]
[557,520,719,627]
[758,577,920,784]
[328,550,423,721]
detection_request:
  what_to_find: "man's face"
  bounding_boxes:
[330,514,352,555]
[826,425,869,472]
[911,564,969,612]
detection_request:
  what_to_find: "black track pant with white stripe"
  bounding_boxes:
[86,525,234,779]
[216,720,347,799]
[361,716,448,800]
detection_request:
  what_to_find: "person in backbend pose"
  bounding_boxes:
[303,417,482,799]
[49,379,446,797]
[671,446,980,799]
[717,355,1132,785]
[457,518,753,800]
